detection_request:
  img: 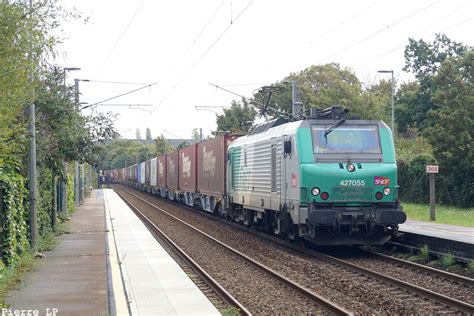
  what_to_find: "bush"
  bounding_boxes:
[440,252,455,268]
[398,154,437,203]
[0,170,29,266]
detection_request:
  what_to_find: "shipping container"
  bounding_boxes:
[158,155,167,187]
[145,159,151,185]
[150,158,157,187]
[133,163,142,183]
[197,135,240,198]
[139,162,145,184]
[126,166,131,181]
[179,144,197,193]
[167,151,179,189]
[132,164,136,181]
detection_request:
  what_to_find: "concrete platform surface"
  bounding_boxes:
[399,220,474,245]
[104,189,220,316]
[8,190,109,316]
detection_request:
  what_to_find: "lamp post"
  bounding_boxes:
[61,67,81,214]
[73,78,90,205]
[378,70,395,134]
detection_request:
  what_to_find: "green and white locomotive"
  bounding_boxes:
[226,107,406,245]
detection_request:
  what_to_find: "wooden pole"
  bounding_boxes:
[52,175,57,229]
[429,173,436,221]
[0,186,3,259]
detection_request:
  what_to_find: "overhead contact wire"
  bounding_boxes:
[318,1,440,64]
[147,0,254,121]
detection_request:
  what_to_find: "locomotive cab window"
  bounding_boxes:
[311,124,382,161]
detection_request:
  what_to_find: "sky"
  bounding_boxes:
[57,0,474,140]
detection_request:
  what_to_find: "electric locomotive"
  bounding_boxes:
[226,106,406,245]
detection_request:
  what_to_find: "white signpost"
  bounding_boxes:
[426,165,439,221]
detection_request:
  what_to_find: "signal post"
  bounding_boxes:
[426,165,439,221]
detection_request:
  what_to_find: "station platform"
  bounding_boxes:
[8,189,220,315]
[399,220,473,244]
[397,220,473,260]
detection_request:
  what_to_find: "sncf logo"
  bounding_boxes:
[374,176,390,185]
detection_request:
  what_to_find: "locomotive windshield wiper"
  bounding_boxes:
[324,118,346,140]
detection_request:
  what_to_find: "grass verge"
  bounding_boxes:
[402,202,474,227]
[0,252,36,308]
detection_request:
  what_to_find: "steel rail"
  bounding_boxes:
[386,240,472,263]
[117,188,352,316]
[305,249,474,314]
[115,189,252,316]
[358,248,474,287]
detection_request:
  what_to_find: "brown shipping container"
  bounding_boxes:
[145,160,151,185]
[158,155,167,187]
[178,144,197,192]
[197,135,240,197]
[167,151,179,189]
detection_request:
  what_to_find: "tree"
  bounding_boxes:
[401,33,469,130]
[215,99,257,134]
[0,1,100,265]
[146,128,152,140]
[425,50,473,206]
[155,134,173,155]
[192,128,201,142]
[176,141,189,149]
[135,128,142,140]
[394,82,421,135]
[250,64,388,121]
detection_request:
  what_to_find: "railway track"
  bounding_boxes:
[354,247,474,288]
[115,190,250,315]
[114,185,474,314]
[114,187,351,315]
[385,240,473,264]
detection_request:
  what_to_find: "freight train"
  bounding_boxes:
[108,106,406,245]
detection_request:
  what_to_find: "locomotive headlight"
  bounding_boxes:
[383,187,391,196]
[347,163,355,172]
[311,187,320,196]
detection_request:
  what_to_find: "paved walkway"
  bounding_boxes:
[8,191,110,316]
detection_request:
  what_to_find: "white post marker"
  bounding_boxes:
[426,165,439,221]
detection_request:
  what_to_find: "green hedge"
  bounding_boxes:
[398,154,437,204]
[0,170,29,266]
[0,165,79,267]
[398,154,473,207]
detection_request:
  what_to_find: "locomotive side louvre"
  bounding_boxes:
[228,123,292,224]
[150,158,157,187]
